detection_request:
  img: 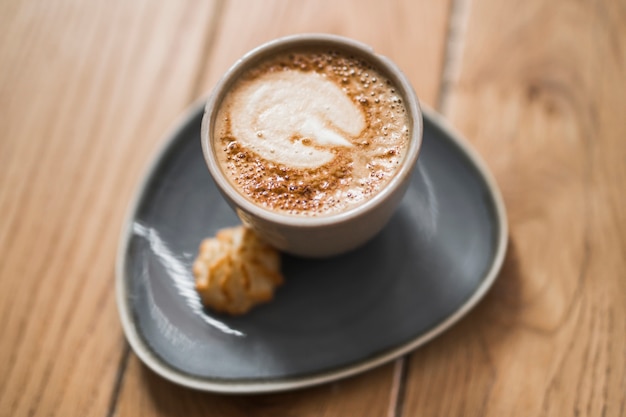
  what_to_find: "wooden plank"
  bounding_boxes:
[401,0,626,415]
[0,1,217,416]
[113,0,452,416]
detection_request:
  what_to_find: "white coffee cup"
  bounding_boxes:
[201,34,423,257]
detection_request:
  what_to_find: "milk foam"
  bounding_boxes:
[214,49,410,216]
[227,71,365,169]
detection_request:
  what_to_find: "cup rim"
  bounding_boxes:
[201,33,423,228]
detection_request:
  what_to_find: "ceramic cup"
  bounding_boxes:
[201,34,423,257]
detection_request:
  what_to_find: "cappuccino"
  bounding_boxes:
[214,48,410,216]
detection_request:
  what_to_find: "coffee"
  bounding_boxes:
[213,48,410,216]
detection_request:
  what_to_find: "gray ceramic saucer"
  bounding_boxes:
[116,101,507,394]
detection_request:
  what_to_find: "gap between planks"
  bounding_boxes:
[437,0,471,116]
[106,344,131,417]
[387,358,408,417]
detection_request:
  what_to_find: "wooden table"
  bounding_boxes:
[2,0,625,415]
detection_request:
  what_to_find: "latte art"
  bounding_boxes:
[229,71,364,169]
[214,49,410,216]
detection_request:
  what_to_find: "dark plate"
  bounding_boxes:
[116,102,507,394]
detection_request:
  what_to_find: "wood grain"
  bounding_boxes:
[113,0,452,416]
[401,0,626,415]
[2,0,624,415]
[0,1,217,416]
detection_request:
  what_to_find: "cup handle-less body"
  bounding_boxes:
[201,34,423,258]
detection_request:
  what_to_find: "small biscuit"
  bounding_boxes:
[193,226,283,315]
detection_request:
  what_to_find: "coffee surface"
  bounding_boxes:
[214,49,410,216]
